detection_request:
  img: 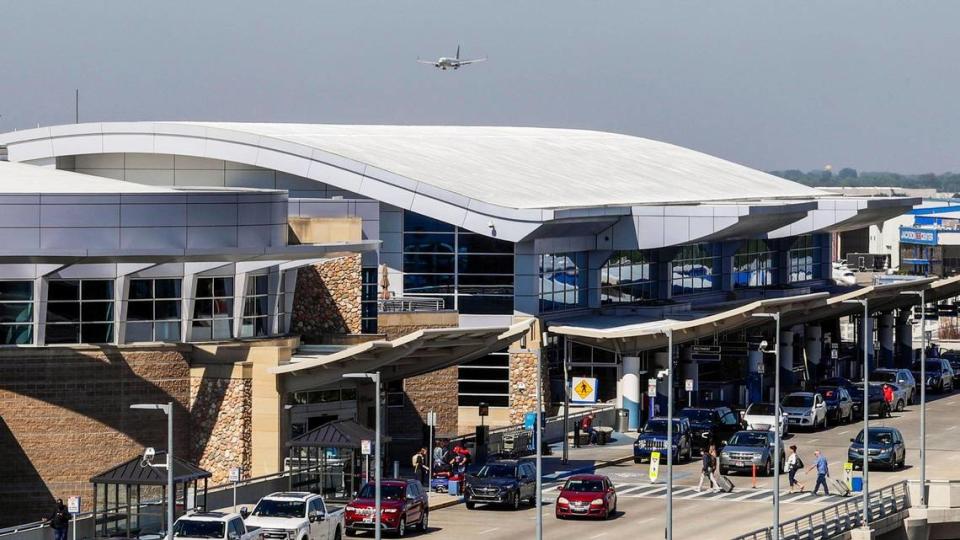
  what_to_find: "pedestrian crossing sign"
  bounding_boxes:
[649,452,661,482]
[571,376,598,403]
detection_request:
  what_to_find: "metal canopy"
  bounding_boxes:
[273,320,533,393]
[286,419,391,449]
[89,452,211,485]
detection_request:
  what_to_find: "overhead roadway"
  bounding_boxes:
[273,319,533,393]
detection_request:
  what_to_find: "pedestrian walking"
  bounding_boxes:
[45,499,71,540]
[412,447,428,486]
[806,449,830,496]
[696,444,719,492]
[786,445,805,493]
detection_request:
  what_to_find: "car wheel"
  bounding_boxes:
[897,400,904,412]
[822,415,828,429]
[556,511,564,520]
[634,457,643,464]
[345,529,357,538]
[398,516,406,537]
[333,528,342,540]
[765,459,773,477]
[465,501,475,510]
[512,492,520,511]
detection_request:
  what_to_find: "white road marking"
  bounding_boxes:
[478,529,499,535]
[838,430,850,435]
[807,438,819,443]
[590,534,607,539]
[615,485,648,495]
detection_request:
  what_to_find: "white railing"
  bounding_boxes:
[377,297,445,312]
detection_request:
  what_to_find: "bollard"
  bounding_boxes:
[393,460,399,479]
[751,463,757,489]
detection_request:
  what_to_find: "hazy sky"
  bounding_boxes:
[2,1,958,173]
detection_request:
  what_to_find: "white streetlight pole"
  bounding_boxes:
[844,299,870,530]
[535,332,546,540]
[344,372,382,540]
[660,328,674,540]
[753,312,781,539]
[130,403,174,540]
[901,289,927,507]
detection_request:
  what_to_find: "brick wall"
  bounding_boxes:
[292,255,361,341]
[0,346,193,527]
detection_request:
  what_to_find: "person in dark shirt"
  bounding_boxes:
[580,414,596,445]
[45,499,71,540]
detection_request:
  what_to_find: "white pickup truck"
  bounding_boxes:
[173,511,262,540]
[242,492,344,540]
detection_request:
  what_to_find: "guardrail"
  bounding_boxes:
[731,480,911,540]
[377,297,445,312]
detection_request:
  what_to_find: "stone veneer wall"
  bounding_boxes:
[508,350,551,424]
[0,346,193,527]
[190,377,253,485]
[292,254,362,341]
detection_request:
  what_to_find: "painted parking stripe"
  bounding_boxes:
[615,485,649,496]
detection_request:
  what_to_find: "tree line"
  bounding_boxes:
[769,168,960,195]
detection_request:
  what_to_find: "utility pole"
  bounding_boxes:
[901,290,927,506]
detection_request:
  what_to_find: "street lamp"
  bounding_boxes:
[843,298,871,531]
[535,332,546,540]
[901,289,927,507]
[753,312,781,539]
[344,372,382,540]
[659,328,674,540]
[130,403,174,540]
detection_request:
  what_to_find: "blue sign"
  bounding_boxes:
[900,227,938,245]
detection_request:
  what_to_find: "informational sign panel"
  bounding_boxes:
[684,379,694,392]
[229,467,241,483]
[831,349,839,359]
[647,378,657,398]
[478,403,489,417]
[426,411,437,426]
[67,496,81,514]
[571,376,598,403]
[649,452,661,482]
[361,439,372,456]
[844,461,853,489]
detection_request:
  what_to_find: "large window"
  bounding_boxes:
[46,280,114,344]
[458,351,509,407]
[600,250,658,305]
[402,211,514,314]
[539,252,588,312]
[733,239,777,288]
[0,281,33,345]
[241,274,269,338]
[361,267,378,333]
[788,235,822,282]
[191,277,233,341]
[126,278,182,343]
[671,243,721,295]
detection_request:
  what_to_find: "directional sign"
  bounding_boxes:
[649,452,661,482]
[571,376,598,404]
[684,379,694,392]
[361,439,372,456]
[67,496,81,514]
[648,378,657,398]
[229,467,241,483]
[426,411,438,426]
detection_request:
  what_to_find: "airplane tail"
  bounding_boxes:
[456,44,460,59]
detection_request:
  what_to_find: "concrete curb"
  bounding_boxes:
[427,454,634,512]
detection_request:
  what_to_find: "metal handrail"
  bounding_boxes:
[730,480,911,540]
[377,297,444,312]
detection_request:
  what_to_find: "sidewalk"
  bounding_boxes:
[428,430,637,510]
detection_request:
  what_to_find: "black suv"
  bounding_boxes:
[464,460,537,510]
[678,406,743,454]
[912,358,956,393]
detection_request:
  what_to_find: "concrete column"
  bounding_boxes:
[747,349,763,404]
[622,356,642,430]
[780,330,795,388]
[855,315,876,376]
[250,346,288,476]
[896,309,913,368]
[879,312,895,368]
[805,325,823,382]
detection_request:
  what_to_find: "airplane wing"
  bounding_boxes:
[457,57,487,65]
[416,58,437,65]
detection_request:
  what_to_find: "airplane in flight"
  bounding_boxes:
[417,45,486,70]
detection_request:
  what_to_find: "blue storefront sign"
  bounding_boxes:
[900,227,938,245]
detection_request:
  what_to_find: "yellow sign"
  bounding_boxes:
[649,451,661,482]
[844,461,853,489]
[571,376,598,403]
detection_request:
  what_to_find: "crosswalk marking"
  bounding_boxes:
[543,483,849,506]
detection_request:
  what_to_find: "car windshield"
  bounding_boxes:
[855,430,895,445]
[358,484,405,500]
[476,464,516,478]
[746,403,776,416]
[173,520,225,539]
[817,387,840,400]
[915,360,943,372]
[872,372,897,383]
[782,395,813,408]
[679,409,715,422]
[643,420,680,434]
[251,499,305,518]
[563,479,605,492]
[727,432,770,447]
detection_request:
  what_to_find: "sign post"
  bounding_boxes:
[67,496,80,540]
[647,378,657,421]
[361,439,372,483]
[426,411,437,482]
[478,403,488,428]
[684,379,694,407]
[229,467,241,511]
[649,452,661,483]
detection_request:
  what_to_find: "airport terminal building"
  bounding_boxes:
[1,122,956,525]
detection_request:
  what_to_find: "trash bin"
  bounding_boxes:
[616,408,630,433]
[448,479,461,497]
[851,476,863,492]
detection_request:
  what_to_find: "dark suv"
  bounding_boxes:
[633,417,692,464]
[912,358,956,393]
[464,460,537,510]
[850,383,891,418]
[678,406,743,454]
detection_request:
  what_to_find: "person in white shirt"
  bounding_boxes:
[786,445,805,493]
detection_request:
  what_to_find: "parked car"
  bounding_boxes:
[849,383,891,418]
[678,406,743,455]
[742,402,789,437]
[880,382,909,412]
[242,492,343,540]
[814,386,855,424]
[633,417,693,464]
[554,474,617,520]
[939,350,960,373]
[464,460,537,510]
[781,392,829,429]
[344,480,428,536]
[718,430,784,477]
[174,512,262,540]
[873,368,917,404]
[912,358,956,393]
[848,427,906,470]
[821,376,858,392]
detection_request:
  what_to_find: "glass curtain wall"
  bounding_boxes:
[126,279,182,342]
[0,281,33,345]
[240,274,269,338]
[46,280,114,344]
[458,350,510,407]
[599,250,658,305]
[787,235,822,282]
[191,277,234,341]
[671,243,721,296]
[733,239,778,288]
[539,252,588,312]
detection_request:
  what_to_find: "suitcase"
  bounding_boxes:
[717,475,734,493]
[828,477,850,497]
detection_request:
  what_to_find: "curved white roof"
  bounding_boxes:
[0,160,176,193]
[177,123,823,209]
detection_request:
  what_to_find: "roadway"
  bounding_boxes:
[420,389,960,540]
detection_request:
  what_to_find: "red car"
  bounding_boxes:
[554,474,617,520]
[344,480,428,537]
